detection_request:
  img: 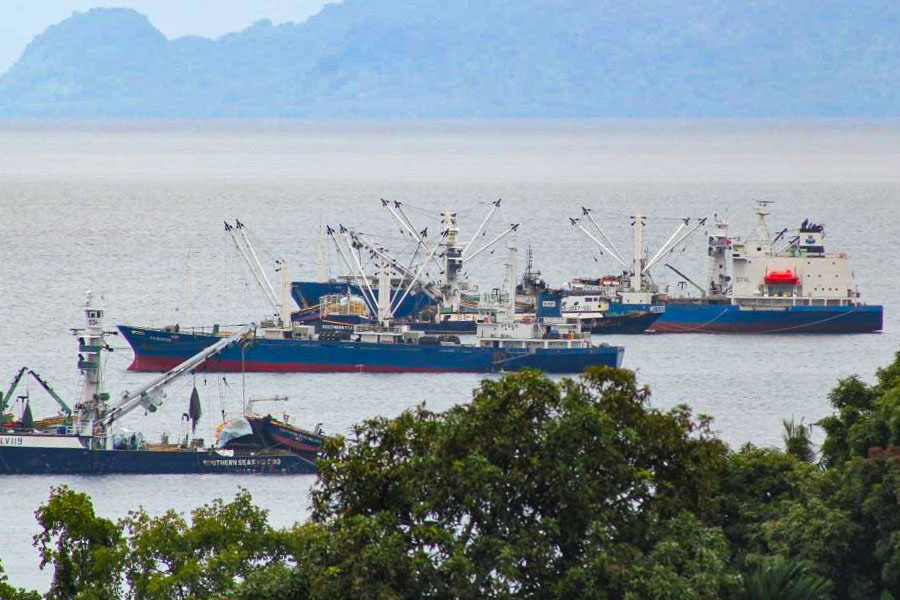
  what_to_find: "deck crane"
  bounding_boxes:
[341,226,445,304]
[570,208,706,296]
[99,323,256,430]
[27,370,72,416]
[225,220,292,328]
[5,294,257,449]
[379,198,520,312]
[0,367,71,423]
[1,367,28,420]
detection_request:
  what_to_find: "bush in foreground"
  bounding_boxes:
[12,356,900,599]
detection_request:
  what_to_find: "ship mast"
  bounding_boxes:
[441,211,463,312]
[632,213,645,291]
[74,292,111,446]
[706,214,731,298]
[753,200,774,251]
[377,262,392,327]
[71,293,257,448]
[378,199,519,311]
[506,245,518,322]
[571,208,706,296]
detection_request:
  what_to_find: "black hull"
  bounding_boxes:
[0,446,316,475]
[579,311,662,335]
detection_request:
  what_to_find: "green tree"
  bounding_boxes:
[712,445,820,569]
[33,485,123,600]
[0,559,41,600]
[121,488,292,600]
[306,367,736,599]
[761,352,900,600]
[742,556,831,600]
[782,418,815,463]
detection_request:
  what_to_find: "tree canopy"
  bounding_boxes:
[9,355,900,599]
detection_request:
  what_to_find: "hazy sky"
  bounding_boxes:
[0,0,333,74]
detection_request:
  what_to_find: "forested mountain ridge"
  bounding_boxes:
[1,1,898,117]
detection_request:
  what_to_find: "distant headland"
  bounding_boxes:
[1,1,898,118]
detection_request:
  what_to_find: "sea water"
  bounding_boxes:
[0,119,898,590]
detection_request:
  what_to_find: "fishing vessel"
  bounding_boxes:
[0,294,325,475]
[119,247,625,374]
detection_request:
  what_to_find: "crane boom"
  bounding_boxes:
[582,207,628,266]
[28,370,72,416]
[101,324,255,428]
[390,230,448,319]
[464,223,520,264]
[225,221,280,316]
[570,218,629,269]
[463,198,501,257]
[347,229,442,301]
[1,367,28,416]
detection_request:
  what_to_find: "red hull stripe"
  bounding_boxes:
[129,355,477,373]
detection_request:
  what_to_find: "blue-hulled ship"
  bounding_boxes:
[1,295,325,475]
[649,206,883,333]
[119,248,625,374]
[568,203,883,334]
[536,291,663,334]
[119,322,623,374]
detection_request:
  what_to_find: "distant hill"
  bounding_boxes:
[1,1,899,117]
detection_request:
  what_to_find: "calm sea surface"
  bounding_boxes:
[1,119,898,589]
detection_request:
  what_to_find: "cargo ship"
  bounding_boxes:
[0,294,325,475]
[119,248,625,374]
[568,203,883,334]
[649,205,883,333]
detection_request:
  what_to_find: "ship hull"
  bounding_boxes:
[568,311,662,335]
[118,326,624,374]
[0,444,315,475]
[649,302,884,334]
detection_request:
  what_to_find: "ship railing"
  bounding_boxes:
[354,324,405,334]
[730,296,854,308]
[160,324,255,337]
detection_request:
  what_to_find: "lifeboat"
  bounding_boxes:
[764,269,799,285]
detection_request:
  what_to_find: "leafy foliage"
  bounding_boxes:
[33,486,123,600]
[783,418,815,463]
[11,356,900,599]
[742,556,831,600]
[309,367,733,598]
[120,489,291,599]
[0,559,41,600]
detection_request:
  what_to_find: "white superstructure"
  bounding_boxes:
[718,203,861,307]
[476,246,593,350]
